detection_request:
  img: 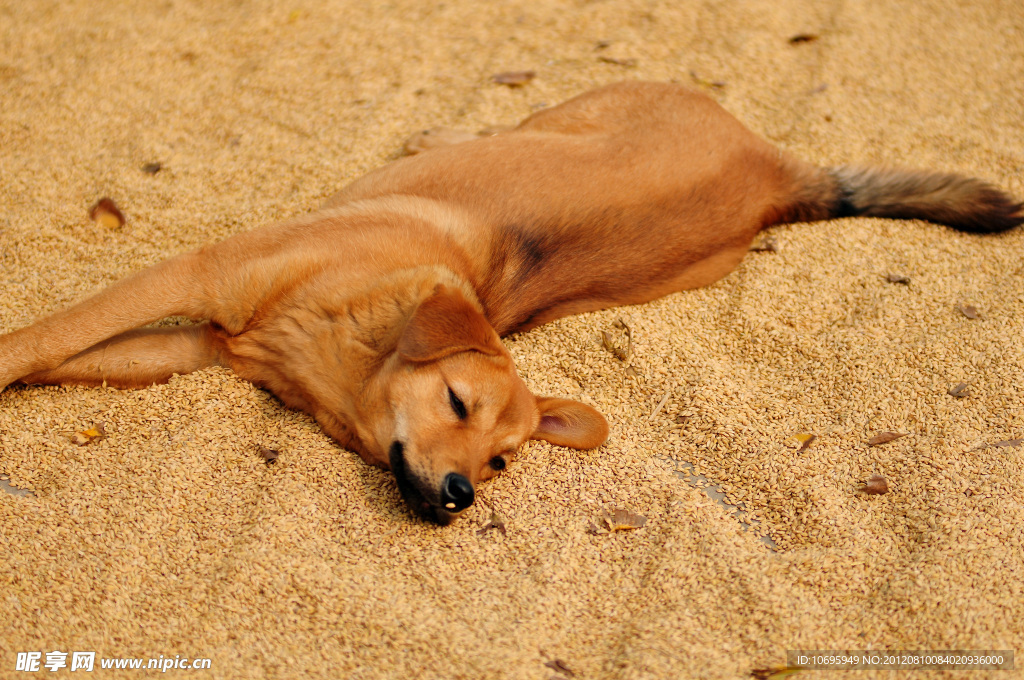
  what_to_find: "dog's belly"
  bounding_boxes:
[505,244,752,333]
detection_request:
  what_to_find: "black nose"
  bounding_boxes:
[440,473,475,512]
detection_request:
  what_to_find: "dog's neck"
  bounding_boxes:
[314,195,547,336]
[220,263,482,461]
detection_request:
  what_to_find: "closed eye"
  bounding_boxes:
[448,387,468,420]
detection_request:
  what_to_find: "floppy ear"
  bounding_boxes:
[532,396,609,449]
[398,285,502,362]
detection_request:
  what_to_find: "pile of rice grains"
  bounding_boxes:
[2,0,1021,676]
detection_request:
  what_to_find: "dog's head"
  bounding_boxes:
[361,285,608,524]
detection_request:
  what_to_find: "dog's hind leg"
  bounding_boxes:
[17,322,224,389]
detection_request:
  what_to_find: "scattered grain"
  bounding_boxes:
[2,1,1022,678]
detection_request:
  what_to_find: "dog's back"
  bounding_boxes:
[326,82,1022,335]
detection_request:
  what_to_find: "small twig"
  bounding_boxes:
[649,390,671,421]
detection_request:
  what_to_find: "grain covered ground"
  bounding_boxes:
[1,0,1023,678]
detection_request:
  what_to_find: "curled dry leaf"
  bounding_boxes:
[601,330,614,354]
[788,33,819,44]
[750,235,779,252]
[88,198,125,229]
[544,659,575,677]
[597,56,637,68]
[614,318,632,360]
[689,70,726,89]
[957,303,980,319]
[884,273,910,284]
[491,70,535,86]
[258,446,280,464]
[477,511,507,536]
[948,382,970,398]
[859,474,888,495]
[601,320,632,361]
[866,431,906,446]
[602,508,647,531]
[793,433,816,452]
[973,438,1023,452]
[71,422,106,446]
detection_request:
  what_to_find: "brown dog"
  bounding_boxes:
[1,82,1020,523]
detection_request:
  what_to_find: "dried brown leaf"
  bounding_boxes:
[793,433,816,452]
[615,318,632,360]
[544,659,575,677]
[598,56,637,68]
[477,511,507,536]
[71,422,105,446]
[750,236,779,252]
[689,70,726,89]
[957,303,980,319]
[601,330,614,353]
[885,273,910,284]
[601,321,632,362]
[948,382,970,398]
[788,33,819,44]
[88,198,125,229]
[866,431,906,446]
[859,474,888,495]
[602,508,647,531]
[259,446,280,464]
[491,70,535,86]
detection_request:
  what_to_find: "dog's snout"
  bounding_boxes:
[440,473,474,511]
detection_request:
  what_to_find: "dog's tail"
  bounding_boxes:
[778,164,1023,233]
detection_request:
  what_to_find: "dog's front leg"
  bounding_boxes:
[0,251,216,390]
[17,322,224,389]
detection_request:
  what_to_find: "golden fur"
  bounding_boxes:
[1,82,1020,522]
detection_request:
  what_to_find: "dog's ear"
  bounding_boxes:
[398,285,502,362]
[531,396,609,449]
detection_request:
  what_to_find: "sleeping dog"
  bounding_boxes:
[1,82,1020,523]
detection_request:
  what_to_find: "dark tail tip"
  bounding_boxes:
[830,166,1024,233]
